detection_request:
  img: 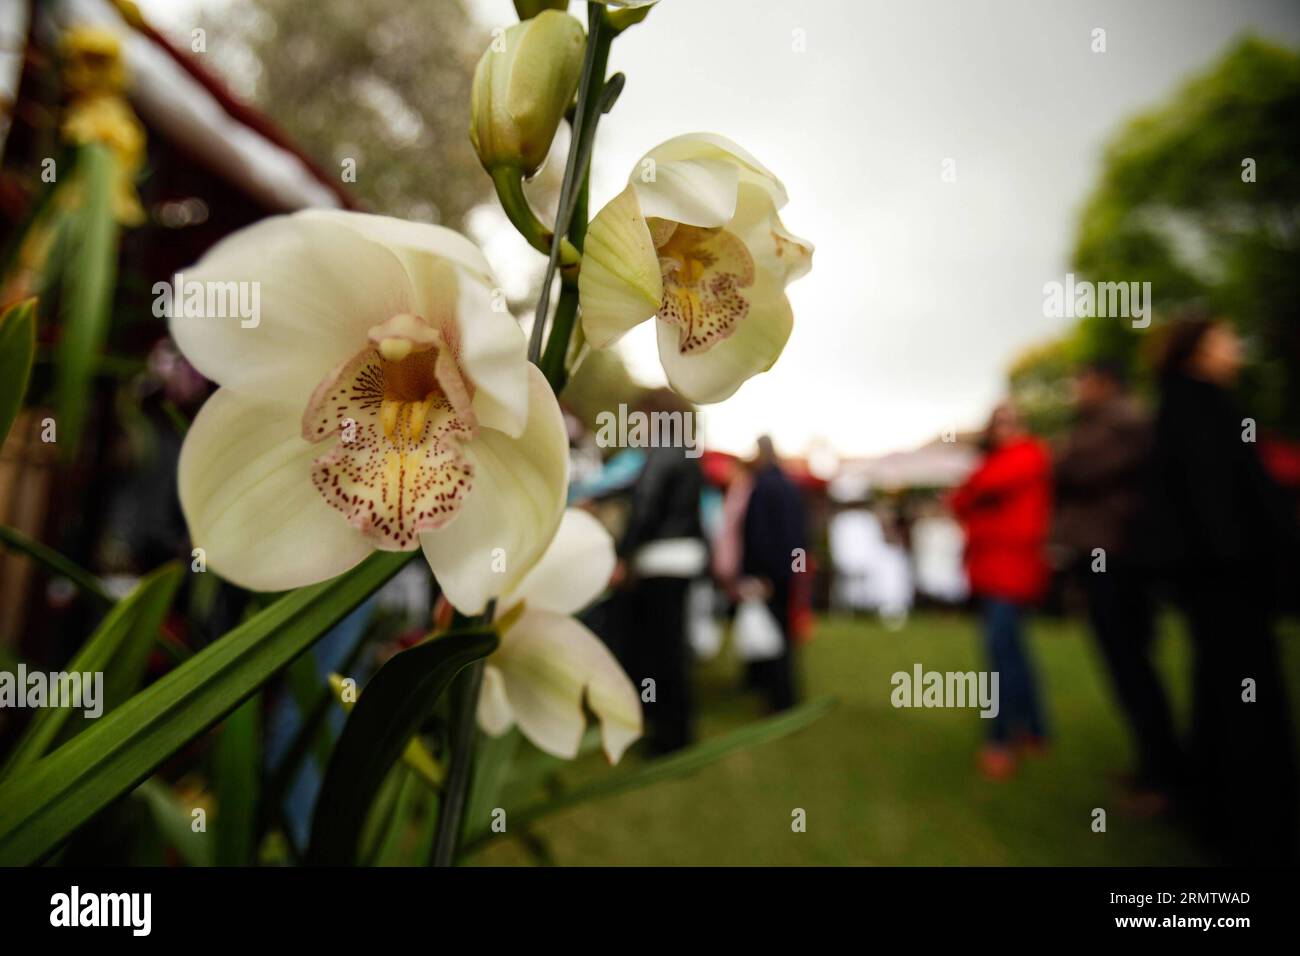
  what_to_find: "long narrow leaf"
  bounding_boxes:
[55,143,119,455]
[461,728,519,845]
[0,550,413,866]
[0,523,113,606]
[133,778,213,867]
[306,629,497,865]
[326,673,445,790]
[0,562,183,778]
[0,298,37,446]
[212,694,260,866]
[374,771,439,866]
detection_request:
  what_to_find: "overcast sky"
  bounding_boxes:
[146,0,1300,458]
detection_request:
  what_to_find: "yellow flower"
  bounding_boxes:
[59,27,146,225]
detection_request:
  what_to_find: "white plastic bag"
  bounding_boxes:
[688,580,723,661]
[734,597,784,662]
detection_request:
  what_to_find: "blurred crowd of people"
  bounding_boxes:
[571,313,1298,865]
[951,312,1299,865]
[570,392,810,756]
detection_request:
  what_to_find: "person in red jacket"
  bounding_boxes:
[949,402,1052,779]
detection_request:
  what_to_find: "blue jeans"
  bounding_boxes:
[981,598,1047,744]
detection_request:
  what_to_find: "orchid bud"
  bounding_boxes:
[470,10,585,178]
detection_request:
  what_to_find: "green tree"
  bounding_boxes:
[205,0,489,228]
[1070,36,1300,432]
[1008,338,1074,438]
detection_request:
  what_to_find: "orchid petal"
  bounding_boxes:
[420,365,568,614]
[579,185,663,349]
[631,157,739,229]
[178,388,373,592]
[493,608,642,763]
[641,132,789,207]
[171,213,415,405]
[507,508,615,615]
[655,268,793,404]
[477,663,514,737]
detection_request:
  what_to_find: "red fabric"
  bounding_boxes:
[948,437,1052,603]
[1261,438,1300,491]
[790,555,815,645]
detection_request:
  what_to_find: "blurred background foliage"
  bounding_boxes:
[1013,37,1300,437]
[200,0,650,423]
[202,0,488,228]
[198,0,650,421]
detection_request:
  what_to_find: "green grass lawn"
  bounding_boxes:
[469,610,1300,866]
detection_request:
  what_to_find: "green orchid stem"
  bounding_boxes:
[539,279,580,391]
[526,5,614,367]
[538,164,590,392]
[429,604,496,866]
[430,657,485,866]
[490,165,581,266]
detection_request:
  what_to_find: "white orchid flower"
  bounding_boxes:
[171,210,568,614]
[579,132,812,403]
[477,508,643,763]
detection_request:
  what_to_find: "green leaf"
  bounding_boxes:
[55,143,120,455]
[325,673,446,790]
[0,550,413,866]
[0,562,183,779]
[0,523,113,606]
[212,694,260,866]
[374,771,439,866]
[133,777,213,867]
[286,654,334,771]
[257,610,401,838]
[358,764,409,866]
[462,727,519,843]
[461,696,838,856]
[0,298,37,446]
[306,629,497,865]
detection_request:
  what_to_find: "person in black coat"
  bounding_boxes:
[1056,362,1183,804]
[741,436,809,712]
[612,391,706,754]
[1151,314,1300,863]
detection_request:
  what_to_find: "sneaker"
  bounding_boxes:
[977,745,1017,780]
